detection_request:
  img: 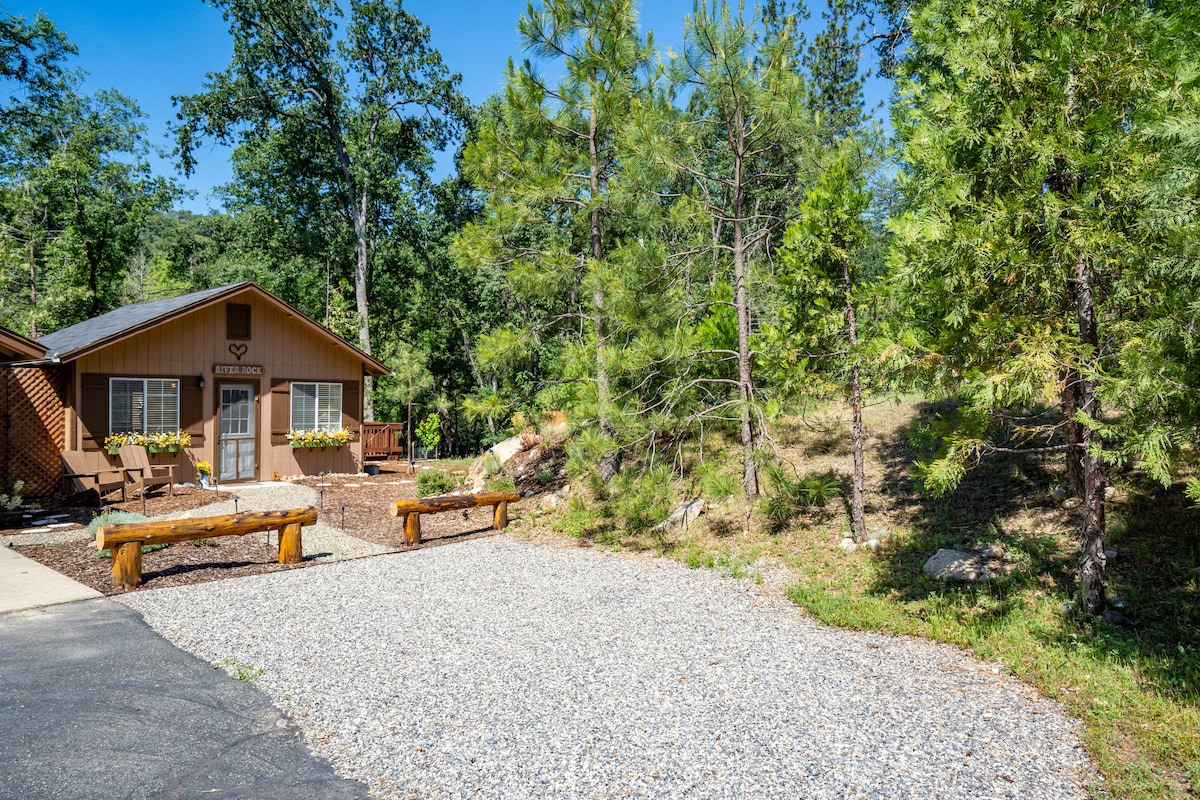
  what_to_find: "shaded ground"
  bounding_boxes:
[0,600,367,800]
[5,460,513,595]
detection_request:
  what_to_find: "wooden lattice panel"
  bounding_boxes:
[1,367,65,497]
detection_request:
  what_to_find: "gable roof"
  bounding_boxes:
[0,324,45,362]
[36,282,391,376]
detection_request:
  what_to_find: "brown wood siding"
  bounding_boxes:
[2,367,65,496]
[71,290,368,481]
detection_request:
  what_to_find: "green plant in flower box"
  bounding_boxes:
[104,431,190,453]
[287,428,353,449]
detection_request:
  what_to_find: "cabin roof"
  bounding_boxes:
[35,282,391,376]
[0,324,46,362]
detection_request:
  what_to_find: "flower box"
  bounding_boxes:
[287,428,354,449]
[105,431,191,453]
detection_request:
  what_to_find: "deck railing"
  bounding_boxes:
[361,422,406,459]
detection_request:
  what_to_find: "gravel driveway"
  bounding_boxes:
[118,537,1092,800]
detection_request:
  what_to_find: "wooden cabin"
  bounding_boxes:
[1,325,63,496]
[23,282,390,489]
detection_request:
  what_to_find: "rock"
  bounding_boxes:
[979,545,1004,560]
[1104,549,1117,561]
[839,538,858,553]
[1101,608,1131,626]
[923,548,1008,583]
[656,499,704,533]
[1061,498,1081,510]
[870,529,889,540]
[1050,485,1068,502]
[1109,597,1131,611]
[1058,600,1078,618]
[466,433,543,490]
[539,493,561,512]
[863,538,881,551]
[1104,486,1117,500]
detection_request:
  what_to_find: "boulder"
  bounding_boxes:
[1101,608,1131,626]
[923,547,1011,583]
[656,499,704,533]
[839,537,858,553]
[467,433,542,490]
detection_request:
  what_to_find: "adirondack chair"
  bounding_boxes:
[118,444,175,497]
[61,451,126,502]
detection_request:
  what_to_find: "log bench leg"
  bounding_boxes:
[278,522,303,564]
[492,501,509,530]
[112,541,143,591]
[403,512,422,546]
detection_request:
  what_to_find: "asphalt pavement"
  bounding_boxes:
[0,598,367,800]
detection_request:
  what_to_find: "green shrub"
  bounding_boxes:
[609,465,675,536]
[89,510,167,557]
[757,462,842,531]
[415,413,442,451]
[482,452,502,477]
[88,511,150,539]
[488,475,517,492]
[0,479,25,511]
[700,467,739,502]
[796,472,841,507]
[416,468,457,496]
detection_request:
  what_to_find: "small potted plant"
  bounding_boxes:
[196,460,212,488]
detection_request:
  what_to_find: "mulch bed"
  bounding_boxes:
[5,460,520,596]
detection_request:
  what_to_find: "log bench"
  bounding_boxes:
[389,490,521,546]
[95,507,319,590]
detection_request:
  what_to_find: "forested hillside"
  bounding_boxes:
[3,0,1199,621]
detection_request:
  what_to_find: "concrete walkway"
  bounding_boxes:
[0,545,101,614]
[0,599,367,800]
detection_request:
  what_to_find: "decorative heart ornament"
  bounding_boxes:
[229,343,249,360]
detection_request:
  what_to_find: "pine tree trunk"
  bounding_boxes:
[1073,252,1107,615]
[353,191,375,422]
[843,257,866,542]
[1061,369,1085,498]
[589,95,616,481]
[732,114,757,498]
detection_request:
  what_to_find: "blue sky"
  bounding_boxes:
[8,1,885,213]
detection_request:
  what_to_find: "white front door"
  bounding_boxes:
[218,384,255,481]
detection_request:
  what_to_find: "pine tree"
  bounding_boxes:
[803,0,865,144]
[632,0,812,498]
[889,0,1159,614]
[458,0,654,478]
[777,145,873,540]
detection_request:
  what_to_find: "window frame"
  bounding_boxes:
[289,381,343,432]
[108,377,181,434]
